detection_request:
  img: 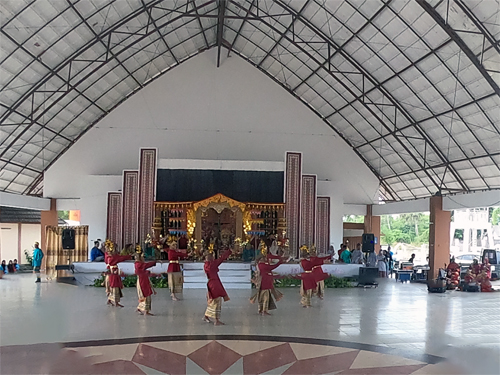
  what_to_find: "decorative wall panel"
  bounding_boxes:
[316,197,330,255]
[300,175,317,248]
[122,170,139,247]
[106,192,122,249]
[285,152,302,258]
[138,148,157,244]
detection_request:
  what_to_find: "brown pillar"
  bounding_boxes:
[364,205,381,253]
[41,198,58,270]
[428,195,451,279]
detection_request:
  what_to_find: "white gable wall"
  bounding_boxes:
[45,49,379,248]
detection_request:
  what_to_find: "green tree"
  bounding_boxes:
[491,207,500,225]
[58,211,69,220]
[343,215,364,223]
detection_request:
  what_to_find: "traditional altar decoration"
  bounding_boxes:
[153,193,287,256]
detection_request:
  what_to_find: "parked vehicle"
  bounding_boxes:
[454,253,480,266]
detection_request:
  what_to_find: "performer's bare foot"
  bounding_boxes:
[146,312,155,316]
[214,320,225,326]
[203,316,211,323]
[116,303,124,308]
[263,311,272,316]
[137,309,144,315]
[171,294,179,301]
[319,296,324,300]
[107,300,112,305]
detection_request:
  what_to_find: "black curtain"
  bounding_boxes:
[156,169,284,203]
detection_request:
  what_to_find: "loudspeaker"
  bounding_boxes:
[362,233,375,252]
[62,228,76,250]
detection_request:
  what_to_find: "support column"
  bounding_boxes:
[41,198,58,270]
[364,205,380,254]
[429,195,451,279]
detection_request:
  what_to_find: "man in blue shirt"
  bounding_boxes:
[90,241,105,262]
[32,242,44,283]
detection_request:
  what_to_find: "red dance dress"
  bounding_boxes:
[258,260,283,290]
[135,261,156,298]
[205,249,232,301]
[167,250,188,273]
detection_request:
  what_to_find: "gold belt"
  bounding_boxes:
[305,270,312,273]
[170,260,179,263]
[313,265,322,269]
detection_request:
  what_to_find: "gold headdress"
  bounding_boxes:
[135,244,143,254]
[208,243,215,254]
[300,244,309,257]
[105,239,115,253]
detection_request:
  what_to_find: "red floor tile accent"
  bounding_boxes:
[188,340,241,375]
[48,349,93,374]
[132,343,186,374]
[243,343,297,374]
[90,360,145,374]
[282,350,360,375]
[338,364,426,375]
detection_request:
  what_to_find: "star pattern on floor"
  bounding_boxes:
[0,339,465,375]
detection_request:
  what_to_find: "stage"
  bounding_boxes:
[71,261,363,287]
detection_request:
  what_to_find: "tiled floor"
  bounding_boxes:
[1,274,499,374]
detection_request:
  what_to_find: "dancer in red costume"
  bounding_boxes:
[134,248,157,315]
[167,242,188,301]
[309,245,330,299]
[104,240,132,307]
[297,247,318,307]
[203,249,232,325]
[256,256,283,315]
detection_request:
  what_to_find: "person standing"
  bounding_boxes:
[203,248,232,326]
[134,249,157,316]
[309,246,330,300]
[298,249,317,308]
[340,245,351,264]
[377,250,387,278]
[351,244,363,264]
[256,256,283,315]
[104,241,132,307]
[167,244,188,301]
[32,242,44,283]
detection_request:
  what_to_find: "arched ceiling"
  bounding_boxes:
[1,0,499,200]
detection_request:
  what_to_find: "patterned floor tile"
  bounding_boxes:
[134,363,167,375]
[409,363,468,375]
[243,343,297,374]
[90,360,145,374]
[188,341,241,375]
[132,344,186,375]
[260,363,294,375]
[289,343,357,360]
[186,358,210,375]
[146,340,212,356]
[217,340,283,356]
[282,350,360,375]
[350,350,425,369]
[71,343,139,364]
[338,365,426,375]
[222,358,244,374]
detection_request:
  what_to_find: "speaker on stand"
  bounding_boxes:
[61,228,75,269]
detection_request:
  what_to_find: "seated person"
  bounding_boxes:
[13,259,20,271]
[7,260,16,274]
[408,253,416,263]
[90,241,105,262]
[1,260,7,274]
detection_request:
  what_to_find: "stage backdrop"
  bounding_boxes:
[157,170,284,203]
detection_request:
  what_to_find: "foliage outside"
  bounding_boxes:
[93,274,169,288]
[343,215,364,223]
[274,275,352,288]
[380,213,430,246]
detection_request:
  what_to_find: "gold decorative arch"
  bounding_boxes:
[192,193,246,212]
